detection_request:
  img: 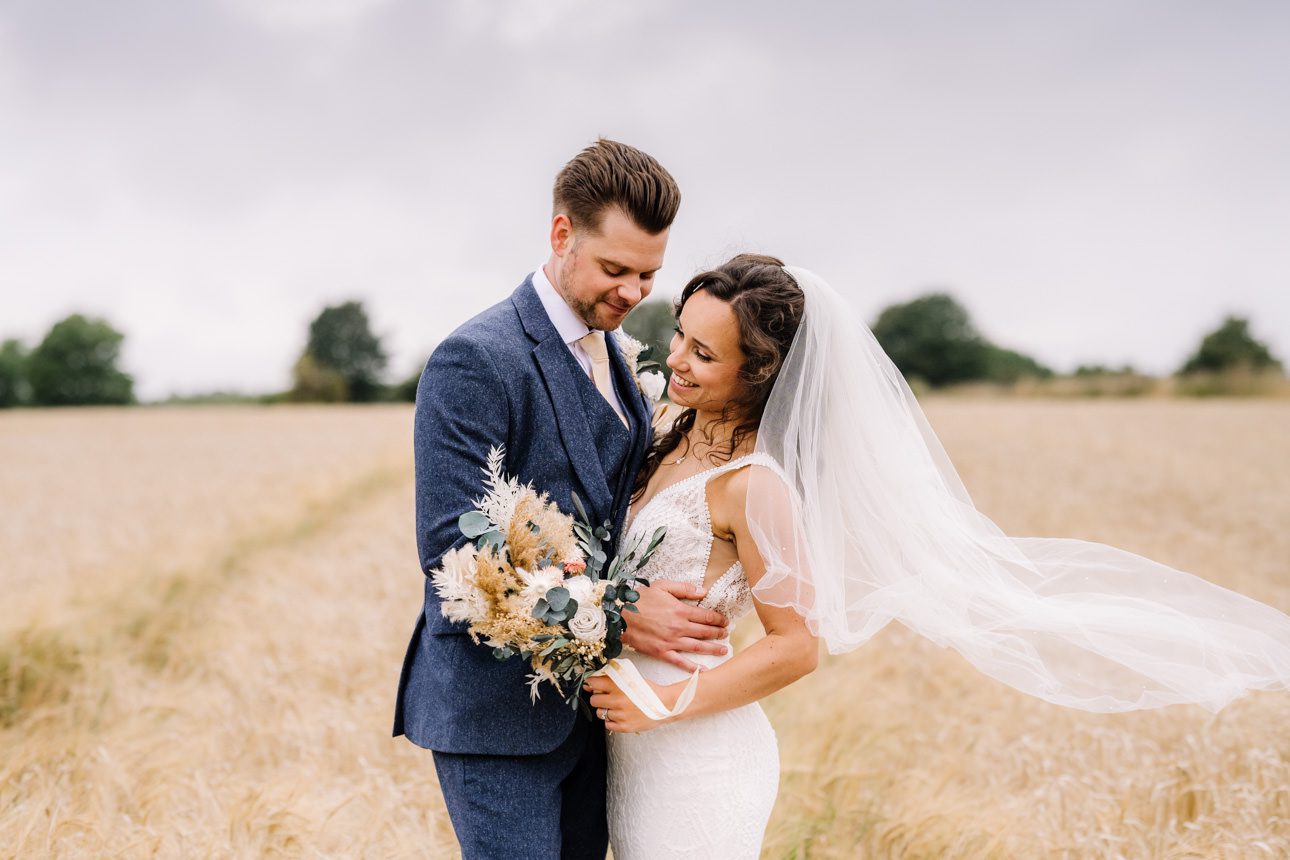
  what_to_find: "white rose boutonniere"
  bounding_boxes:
[638,371,666,402]
[613,329,667,402]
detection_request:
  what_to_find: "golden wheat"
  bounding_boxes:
[2,400,1287,858]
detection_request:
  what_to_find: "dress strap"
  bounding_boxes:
[700,452,782,483]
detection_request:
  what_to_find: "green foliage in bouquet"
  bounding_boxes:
[431,447,666,713]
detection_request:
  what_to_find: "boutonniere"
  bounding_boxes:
[613,330,666,402]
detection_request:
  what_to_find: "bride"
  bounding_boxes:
[584,253,1290,859]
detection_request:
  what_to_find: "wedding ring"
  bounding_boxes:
[598,708,609,720]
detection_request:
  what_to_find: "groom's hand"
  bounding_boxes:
[622,581,729,672]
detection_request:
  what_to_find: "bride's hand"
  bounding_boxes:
[583,675,679,734]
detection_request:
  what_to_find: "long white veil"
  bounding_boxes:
[746,265,1290,713]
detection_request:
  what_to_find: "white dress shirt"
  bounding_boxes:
[531,265,628,418]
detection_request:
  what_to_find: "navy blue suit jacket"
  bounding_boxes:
[393,276,654,755]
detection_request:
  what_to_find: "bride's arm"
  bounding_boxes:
[586,465,819,732]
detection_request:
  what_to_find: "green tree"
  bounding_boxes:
[295,300,388,402]
[870,292,990,387]
[289,354,347,402]
[1177,315,1283,375]
[0,338,30,408]
[27,315,134,406]
[622,298,676,379]
[982,345,1054,384]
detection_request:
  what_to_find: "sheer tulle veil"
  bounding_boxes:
[745,264,1290,713]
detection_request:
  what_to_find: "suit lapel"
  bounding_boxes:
[606,332,653,456]
[514,279,614,518]
[601,332,650,466]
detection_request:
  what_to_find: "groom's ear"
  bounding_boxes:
[550,213,575,256]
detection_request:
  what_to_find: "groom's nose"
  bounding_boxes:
[616,281,644,308]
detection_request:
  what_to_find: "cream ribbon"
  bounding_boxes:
[593,657,700,721]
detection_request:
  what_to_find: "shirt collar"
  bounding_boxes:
[531,264,592,347]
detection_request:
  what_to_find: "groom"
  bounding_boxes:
[393,139,731,859]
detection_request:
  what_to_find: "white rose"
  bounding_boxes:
[638,370,665,402]
[564,573,597,609]
[568,603,608,643]
[517,566,564,614]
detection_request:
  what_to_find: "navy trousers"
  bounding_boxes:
[431,713,608,859]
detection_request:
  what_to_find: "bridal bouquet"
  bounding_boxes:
[431,446,665,711]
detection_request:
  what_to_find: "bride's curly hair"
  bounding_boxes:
[632,253,805,501]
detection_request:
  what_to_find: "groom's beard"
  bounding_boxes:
[569,294,621,331]
[558,271,626,331]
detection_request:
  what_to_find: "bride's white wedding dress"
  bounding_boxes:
[606,453,781,860]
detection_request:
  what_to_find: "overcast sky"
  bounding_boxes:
[3,0,1288,399]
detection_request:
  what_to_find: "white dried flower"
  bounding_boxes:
[526,663,562,703]
[517,566,564,615]
[614,330,646,374]
[475,446,526,531]
[432,545,488,623]
[638,370,665,402]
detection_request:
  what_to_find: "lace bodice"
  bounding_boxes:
[623,452,779,628]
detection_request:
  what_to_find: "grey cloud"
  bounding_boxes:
[2,0,1287,397]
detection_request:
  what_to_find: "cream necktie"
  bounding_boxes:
[577,331,628,428]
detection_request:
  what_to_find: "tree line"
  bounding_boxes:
[0,292,1283,409]
[621,292,1284,391]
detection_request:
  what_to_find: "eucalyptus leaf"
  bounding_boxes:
[545,587,571,612]
[570,492,590,524]
[458,511,492,538]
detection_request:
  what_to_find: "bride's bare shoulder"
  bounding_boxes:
[707,452,769,534]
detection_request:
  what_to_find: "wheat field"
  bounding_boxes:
[2,400,1288,858]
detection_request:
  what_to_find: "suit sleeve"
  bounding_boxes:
[413,334,511,580]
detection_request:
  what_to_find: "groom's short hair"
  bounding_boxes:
[553,139,680,236]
